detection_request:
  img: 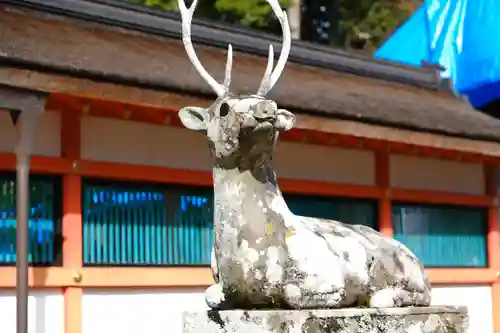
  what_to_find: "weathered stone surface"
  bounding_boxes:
[183,307,468,333]
[177,0,431,310]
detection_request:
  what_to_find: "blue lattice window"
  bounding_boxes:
[82,180,213,266]
[284,194,377,229]
[0,174,62,266]
[82,179,382,266]
[392,203,488,267]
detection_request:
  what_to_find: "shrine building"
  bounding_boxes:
[0,1,499,333]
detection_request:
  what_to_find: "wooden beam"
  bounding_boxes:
[3,69,500,159]
[0,154,71,174]
[0,267,495,288]
[45,92,498,164]
[0,153,493,207]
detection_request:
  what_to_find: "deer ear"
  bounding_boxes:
[276,109,295,132]
[179,107,210,131]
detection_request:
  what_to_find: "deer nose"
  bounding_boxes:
[253,101,277,122]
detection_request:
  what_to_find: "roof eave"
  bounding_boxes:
[2,0,442,91]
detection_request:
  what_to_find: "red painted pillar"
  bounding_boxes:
[61,109,83,333]
[376,152,392,237]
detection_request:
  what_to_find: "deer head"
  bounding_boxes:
[177,0,295,167]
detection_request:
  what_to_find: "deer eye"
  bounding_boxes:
[219,103,230,117]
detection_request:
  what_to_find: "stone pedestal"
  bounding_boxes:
[183,306,467,333]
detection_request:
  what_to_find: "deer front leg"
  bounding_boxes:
[205,247,225,309]
[205,283,225,309]
[210,246,219,283]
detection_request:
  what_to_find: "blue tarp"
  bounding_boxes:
[375,0,500,108]
[374,6,430,68]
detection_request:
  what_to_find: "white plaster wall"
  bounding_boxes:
[0,290,64,333]
[0,111,61,156]
[81,117,375,184]
[82,288,207,333]
[431,285,492,333]
[390,154,484,195]
[82,286,491,333]
[275,142,375,185]
[81,117,212,171]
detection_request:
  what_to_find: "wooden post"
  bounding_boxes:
[376,152,392,237]
[0,85,47,333]
[61,109,83,333]
[485,164,500,333]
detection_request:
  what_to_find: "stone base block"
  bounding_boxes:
[183,306,468,333]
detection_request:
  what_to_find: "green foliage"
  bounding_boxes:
[215,0,291,28]
[129,0,416,50]
[130,0,178,10]
[337,0,412,51]
[131,0,291,31]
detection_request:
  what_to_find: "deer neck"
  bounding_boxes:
[211,156,292,250]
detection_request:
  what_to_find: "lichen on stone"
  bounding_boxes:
[183,307,468,333]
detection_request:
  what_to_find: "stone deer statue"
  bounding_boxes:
[177,0,431,310]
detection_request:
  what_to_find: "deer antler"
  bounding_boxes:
[178,0,233,97]
[256,0,291,97]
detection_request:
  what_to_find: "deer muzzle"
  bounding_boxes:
[253,101,277,123]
